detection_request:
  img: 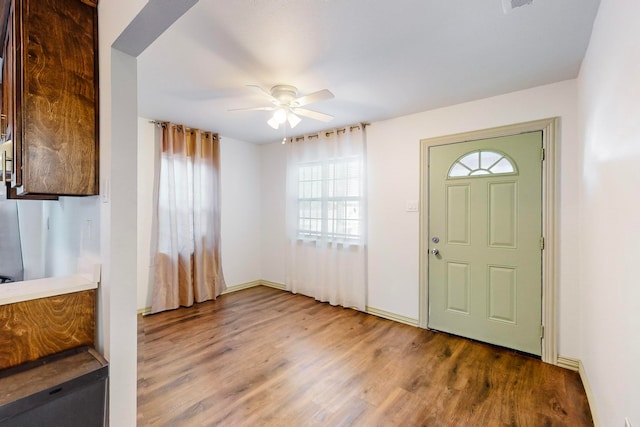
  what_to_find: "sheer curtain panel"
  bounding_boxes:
[285,124,367,310]
[151,123,226,314]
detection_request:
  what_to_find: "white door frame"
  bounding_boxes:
[418,118,559,365]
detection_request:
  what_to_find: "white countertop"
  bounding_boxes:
[0,274,99,306]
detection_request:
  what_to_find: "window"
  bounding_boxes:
[297,157,362,240]
[448,150,516,178]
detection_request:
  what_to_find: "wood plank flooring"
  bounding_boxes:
[137,286,593,426]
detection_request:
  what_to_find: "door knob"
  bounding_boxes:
[431,248,440,256]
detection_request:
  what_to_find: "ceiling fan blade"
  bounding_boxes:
[293,89,334,107]
[291,108,334,122]
[228,106,275,112]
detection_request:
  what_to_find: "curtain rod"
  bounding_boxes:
[148,120,368,142]
[148,120,219,139]
[287,122,369,143]
[148,120,193,131]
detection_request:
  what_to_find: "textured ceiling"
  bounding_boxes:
[137,0,601,144]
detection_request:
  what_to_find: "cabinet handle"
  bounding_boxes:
[0,114,6,139]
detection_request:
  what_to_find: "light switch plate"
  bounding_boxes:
[406,200,419,212]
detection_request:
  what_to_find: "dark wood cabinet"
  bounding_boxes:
[0,0,99,197]
[0,289,96,370]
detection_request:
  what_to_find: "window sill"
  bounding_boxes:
[294,237,364,246]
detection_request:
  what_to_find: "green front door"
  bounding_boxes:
[428,132,543,355]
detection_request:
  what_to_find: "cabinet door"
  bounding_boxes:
[0,83,4,140]
[18,0,98,195]
[0,1,11,143]
[4,1,18,187]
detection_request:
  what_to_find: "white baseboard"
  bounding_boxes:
[222,280,263,294]
[556,356,599,427]
[259,280,287,291]
[578,359,600,427]
[222,280,287,295]
[365,306,419,327]
[557,356,580,371]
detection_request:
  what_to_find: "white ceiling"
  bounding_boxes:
[137,0,601,144]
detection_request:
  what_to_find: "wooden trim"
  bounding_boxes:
[579,359,601,427]
[419,118,560,364]
[260,280,287,291]
[557,356,580,372]
[541,118,559,365]
[365,306,419,327]
[221,280,262,295]
[418,135,429,329]
[222,280,287,295]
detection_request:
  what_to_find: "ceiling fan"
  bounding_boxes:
[229,85,334,130]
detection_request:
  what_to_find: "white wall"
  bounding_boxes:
[0,200,27,281]
[577,0,640,425]
[220,136,263,287]
[137,118,157,310]
[260,142,287,283]
[44,197,101,278]
[13,196,101,282]
[259,79,582,358]
[16,201,45,280]
[136,126,263,310]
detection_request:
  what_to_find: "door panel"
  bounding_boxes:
[488,265,517,323]
[446,185,470,245]
[488,181,517,248]
[446,262,470,314]
[428,132,542,356]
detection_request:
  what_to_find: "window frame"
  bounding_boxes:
[447,149,518,179]
[296,156,363,242]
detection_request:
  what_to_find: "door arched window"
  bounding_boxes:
[448,150,517,178]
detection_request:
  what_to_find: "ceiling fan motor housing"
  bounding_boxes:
[271,85,298,105]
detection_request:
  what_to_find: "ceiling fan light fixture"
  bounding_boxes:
[273,108,288,124]
[267,116,280,129]
[268,107,291,130]
[287,113,302,128]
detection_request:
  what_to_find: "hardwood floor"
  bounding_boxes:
[137,286,593,426]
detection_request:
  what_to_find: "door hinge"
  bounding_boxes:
[540,325,544,338]
[540,236,545,250]
[541,147,545,161]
